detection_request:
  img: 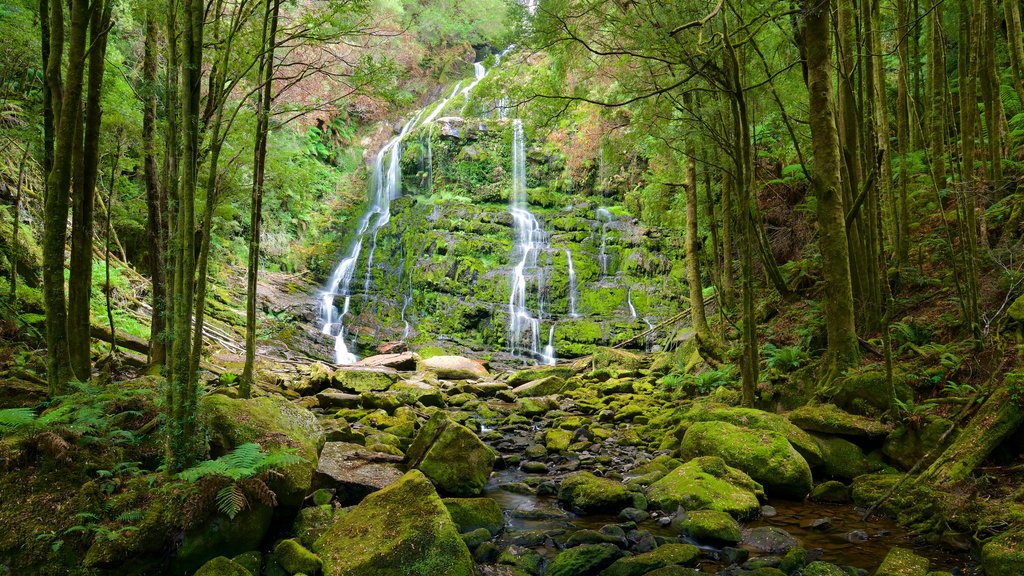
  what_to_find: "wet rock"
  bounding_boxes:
[600,543,700,576]
[292,505,337,549]
[802,561,849,576]
[513,375,569,396]
[876,546,929,575]
[524,444,547,458]
[849,473,901,508]
[845,530,869,543]
[474,542,500,563]
[497,545,544,575]
[391,380,445,407]
[645,456,764,519]
[460,527,491,550]
[787,404,892,437]
[356,351,418,371]
[507,365,576,386]
[331,365,400,393]
[719,547,750,564]
[627,529,658,553]
[741,526,800,554]
[546,428,572,452]
[316,388,362,409]
[591,347,645,371]
[314,470,473,576]
[557,471,636,515]
[420,355,488,379]
[982,530,1024,576]
[642,568,700,576]
[456,381,509,397]
[673,403,824,466]
[443,497,504,535]
[406,411,495,496]
[272,538,322,575]
[314,441,404,503]
[564,529,625,548]
[521,461,549,474]
[829,370,913,416]
[679,421,812,499]
[620,507,650,522]
[193,556,252,576]
[546,543,623,576]
[511,503,569,520]
[761,505,777,517]
[673,509,741,545]
[804,518,832,530]
[808,480,849,503]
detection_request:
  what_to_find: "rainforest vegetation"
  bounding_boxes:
[0,0,1023,574]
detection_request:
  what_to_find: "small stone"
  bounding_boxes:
[620,507,650,522]
[804,518,833,531]
[742,526,800,554]
[521,461,549,474]
[761,505,777,517]
[846,530,869,543]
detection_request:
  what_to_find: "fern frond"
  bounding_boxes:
[255,449,305,473]
[0,407,37,432]
[115,509,144,523]
[240,477,277,508]
[216,484,248,519]
[178,458,232,482]
[223,443,263,473]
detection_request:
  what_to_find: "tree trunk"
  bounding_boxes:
[803,0,860,372]
[683,105,710,344]
[143,14,167,368]
[720,154,735,311]
[242,0,281,397]
[928,6,947,188]
[896,0,912,268]
[67,0,113,381]
[979,0,1002,184]
[1005,0,1024,108]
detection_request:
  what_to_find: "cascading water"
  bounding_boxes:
[627,287,637,318]
[542,325,556,366]
[507,119,552,362]
[565,249,578,317]
[596,207,613,278]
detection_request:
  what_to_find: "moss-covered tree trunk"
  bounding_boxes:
[927,7,947,188]
[803,0,859,372]
[143,14,167,368]
[895,0,912,268]
[683,118,710,344]
[1004,0,1024,108]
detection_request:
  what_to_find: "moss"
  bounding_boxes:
[808,480,849,503]
[982,530,1024,576]
[876,547,929,576]
[314,470,473,576]
[787,404,892,437]
[231,551,262,575]
[273,538,322,575]
[679,421,812,499]
[497,545,544,575]
[174,505,274,574]
[331,367,399,393]
[674,510,741,544]
[442,497,504,535]
[591,347,645,371]
[406,412,495,496]
[193,556,254,576]
[292,505,336,549]
[557,471,634,514]
[812,433,880,480]
[546,428,572,452]
[545,543,623,576]
[801,562,848,576]
[645,456,763,519]
[200,394,324,508]
[600,543,700,576]
[826,370,913,416]
[507,365,576,386]
[883,416,957,470]
[672,403,823,466]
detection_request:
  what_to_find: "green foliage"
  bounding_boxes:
[890,319,933,353]
[0,407,37,432]
[762,343,806,371]
[178,443,305,519]
[64,512,136,544]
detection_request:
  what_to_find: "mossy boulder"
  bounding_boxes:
[883,417,957,470]
[787,404,892,437]
[273,538,322,575]
[741,526,800,554]
[876,547,929,576]
[546,428,572,452]
[512,375,568,396]
[314,441,404,503]
[674,510,741,544]
[508,365,576,386]
[849,473,901,508]
[314,470,473,576]
[292,505,338,549]
[406,412,495,496]
[813,433,880,480]
[674,404,823,466]
[443,497,504,535]
[808,480,849,503]
[645,456,763,519]
[599,543,700,576]
[679,421,812,499]
[546,543,624,576]
[558,471,636,514]
[497,545,544,575]
[390,380,444,407]
[193,556,253,576]
[592,347,645,371]
[981,530,1024,576]
[801,561,848,576]
[175,505,274,574]
[200,394,324,508]
[331,366,399,393]
[828,370,912,416]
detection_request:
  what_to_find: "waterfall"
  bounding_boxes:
[627,287,637,318]
[565,249,578,317]
[596,207,613,278]
[507,119,551,361]
[422,81,463,126]
[541,325,556,365]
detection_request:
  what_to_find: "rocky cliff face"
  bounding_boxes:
[317,116,689,367]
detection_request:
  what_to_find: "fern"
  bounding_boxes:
[0,407,38,433]
[763,343,806,371]
[178,443,305,519]
[115,509,143,523]
[216,485,249,520]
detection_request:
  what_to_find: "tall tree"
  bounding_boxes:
[143,13,168,368]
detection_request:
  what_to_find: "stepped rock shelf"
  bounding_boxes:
[179,349,979,576]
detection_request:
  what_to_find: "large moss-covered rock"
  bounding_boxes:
[331,366,399,393]
[674,404,823,466]
[314,470,474,576]
[876,547,929,575]
[827,370,912,416]
[812,433,880,480]
[406,412,495,496]
[175,505,274,574]
[508,365,576,386]
[679,421,812,499]
[546,543,624,576]
[443,497,504,535]
[645,456,763,519]
[314,441,404,503]
[801,561,848,576]
[982,530,1024,576]
[193,556,253,576]
[419,355,488,379]
[673,510,741,544]
[273,538,322,575]
[599,543,700,576]
[787,404,892,437]
[591,347,645,371]
[558,471,635,514]
[883,416,956,470]
[292,505,338,549]
[512,375,568,396]
[200,394,324,508]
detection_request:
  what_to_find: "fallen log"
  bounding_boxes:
[90,324,149,355]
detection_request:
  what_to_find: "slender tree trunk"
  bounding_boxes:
[162,0,179,401]
[1005,0,1024,108]
[803,0,860,372]
[910,0,925,151]
[720,155,735,310]
[39,0,53,187]
[67,0,113,381]
[242,0,281,397]
[703,160,724,343]
[43,0,88,394]
[9,146,30,304]
[928,6,947,188]
[104,136,122,356]
[143,14,167,367]
[979,0,1002,184]
[683,141,710,343]
[896,0,912,268]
